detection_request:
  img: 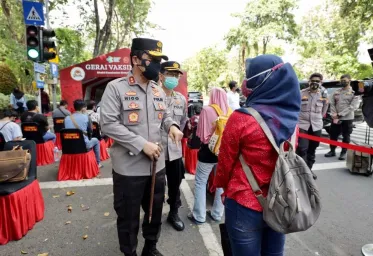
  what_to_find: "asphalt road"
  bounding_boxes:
[2,140,373,256]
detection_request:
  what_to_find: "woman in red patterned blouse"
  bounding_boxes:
[214,55,301,256]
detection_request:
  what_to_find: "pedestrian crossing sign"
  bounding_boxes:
[22,1,45,26]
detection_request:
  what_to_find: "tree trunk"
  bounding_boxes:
[253,42,259,56]
[1,0,20,43]
[93,0,101,56]
[262,36,269,54]
[116,0,134,50]
[241,46,246,69]
[99,0,115,55]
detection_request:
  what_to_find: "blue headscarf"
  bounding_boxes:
[237,55,301,146]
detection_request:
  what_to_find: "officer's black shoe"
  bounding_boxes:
[167,210,185,231]
[339,152,347,161]
[141,241,163,256]
[324,151,336,157]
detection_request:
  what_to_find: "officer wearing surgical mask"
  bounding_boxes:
[297,73,329,169]
[100,38,183,256]
[325,74,360,160]
[158,61,188,232]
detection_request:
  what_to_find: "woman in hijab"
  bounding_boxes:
[10,87,27,114]
[188,87,231,224]
[214,55,301,256]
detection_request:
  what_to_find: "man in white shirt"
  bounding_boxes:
[86,100,100,124]
[0,109,23,142]
[227,81,240,110]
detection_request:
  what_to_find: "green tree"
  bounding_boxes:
[295,1,371,79]
[55,28,92,69]
[183,47,228,93]
[0,0,33,92]
[225,0,298,68]
[56,0,155,56]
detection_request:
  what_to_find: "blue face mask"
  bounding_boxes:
[164,77,179,90]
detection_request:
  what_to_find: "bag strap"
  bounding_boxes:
[70,114,87,136]
[246,107,279,153]
[210,104,224,117]
[239,154,266,207]
[58,107,67,117]
[0,122,11,131]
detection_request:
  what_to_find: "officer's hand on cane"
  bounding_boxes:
[143,142,162,161]
[169,125,183,147]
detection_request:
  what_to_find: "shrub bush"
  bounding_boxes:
[0,63,18,95]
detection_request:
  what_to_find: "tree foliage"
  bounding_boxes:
[51,0,156,56]
[295,0,372,80]
[0,0,33,92]
[0,0,157,93]
[0,63,18,95]
[55,28,91,69]
[183,47,228,93]
[225,0,298,68]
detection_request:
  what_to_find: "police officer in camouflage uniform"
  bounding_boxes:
[158,61,188,231]
[100,38,184,256]
[325,74,361,160]
[297,73,329,169]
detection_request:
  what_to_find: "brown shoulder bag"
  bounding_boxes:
[0,145,31,183]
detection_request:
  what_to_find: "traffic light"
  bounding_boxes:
[26,25,40,62]
[40,28,56,62]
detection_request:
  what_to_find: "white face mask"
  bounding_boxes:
[246,63,285,92]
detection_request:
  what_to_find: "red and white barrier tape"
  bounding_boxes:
[298,133,373,155]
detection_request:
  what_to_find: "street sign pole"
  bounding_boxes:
[45,0,58,110]
[35,71,42,110]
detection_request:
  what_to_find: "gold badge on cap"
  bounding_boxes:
[173,63,179,68]
[157,41,162,48]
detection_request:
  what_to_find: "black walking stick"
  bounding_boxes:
[149,159,157,223]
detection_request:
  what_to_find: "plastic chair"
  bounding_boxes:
[57,129,99,181]
[92,121,102,141]
[0,140,44,245]
[91,121,109,161]
[0,132,5,151]
[21,123,54,166]
[53,117,65,150]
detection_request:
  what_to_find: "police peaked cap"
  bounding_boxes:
[160,61,183,74]
[131,38,168,60]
